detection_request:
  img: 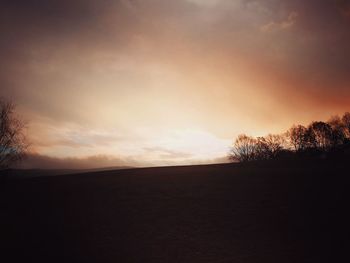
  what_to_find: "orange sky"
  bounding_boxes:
[1,0,350,168]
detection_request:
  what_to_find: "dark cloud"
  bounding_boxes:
[2,0,349,103]
[337,0,350,17]
[0,0,125,38]
[285,0,350,77]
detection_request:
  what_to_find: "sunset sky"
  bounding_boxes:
[1,0,350,168]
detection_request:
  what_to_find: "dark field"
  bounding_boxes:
[1,160,350,262]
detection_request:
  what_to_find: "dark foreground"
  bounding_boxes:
[1,160,350,263]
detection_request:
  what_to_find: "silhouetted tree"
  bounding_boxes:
[288,125,308,152]
[229,134,257,162]
[230,112,350,163]
[327,115,346,147]
[342,112,350,140]
[256,134,286,160]
[255,137,270,160]
[0,99,28,170]
[308,121,333,151]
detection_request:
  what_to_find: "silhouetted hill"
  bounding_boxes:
[0,166,133,179]
[1,160,349,262]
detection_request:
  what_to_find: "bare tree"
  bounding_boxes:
[327,115,346,147]
[256,134,286,160]
[255,137,271,160]
[342,112,350,140]
[229,134,257,162]
[230,111,350,163]
[308,121,333,151]
[287,125,308,152]
[0,99,28,170]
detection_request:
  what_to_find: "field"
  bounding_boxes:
[1,160,349,262]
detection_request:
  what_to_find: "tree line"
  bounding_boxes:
[1,96,350,169]
[229,113,350,162]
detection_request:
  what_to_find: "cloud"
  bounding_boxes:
[143,147,193,159]
[1,0,350,167]
[260,11,298,32]
[187,0,222,7]
[17,153,140,170]
[336,0,350,17]
[16,151,229,169]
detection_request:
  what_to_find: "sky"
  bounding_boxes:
[1,0,350,168]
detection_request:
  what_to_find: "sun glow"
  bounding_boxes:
[3,0,350,168]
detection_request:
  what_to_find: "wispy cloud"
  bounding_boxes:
[17,153,140,170]
[143,147,193,159]
[260,11,298,32]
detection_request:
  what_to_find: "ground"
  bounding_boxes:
[1,160,349,262]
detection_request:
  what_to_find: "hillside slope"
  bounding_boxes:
[1,161,349,262]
